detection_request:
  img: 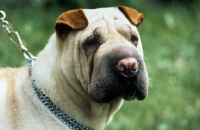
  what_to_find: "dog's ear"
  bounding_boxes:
[118,6,144,27]
[55,8,88,37]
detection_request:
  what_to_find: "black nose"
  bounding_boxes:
[115,58,139,78]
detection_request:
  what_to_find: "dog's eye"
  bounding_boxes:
[86,39,97,47]
[84,34,101,48]
[83,37,100,56]
[131,35,138,46]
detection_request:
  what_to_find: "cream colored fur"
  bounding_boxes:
[0,7,145,130]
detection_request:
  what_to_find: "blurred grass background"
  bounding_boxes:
[0,0,200,130]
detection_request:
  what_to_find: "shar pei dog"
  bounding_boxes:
[0,6,148,130]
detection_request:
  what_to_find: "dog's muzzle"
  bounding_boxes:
[88,46,148,103]
[115,57,148,101]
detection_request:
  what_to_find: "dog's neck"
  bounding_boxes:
[31,34,123,130]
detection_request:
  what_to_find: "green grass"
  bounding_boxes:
[1,1,200,130]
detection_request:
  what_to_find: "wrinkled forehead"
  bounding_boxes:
[83,8,137,31]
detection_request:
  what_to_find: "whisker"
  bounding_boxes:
[148,78,159,92]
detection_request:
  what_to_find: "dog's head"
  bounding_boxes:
[55,6,148,103]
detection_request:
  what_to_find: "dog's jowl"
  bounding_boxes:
[0,6,148,130]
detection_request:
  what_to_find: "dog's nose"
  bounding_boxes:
[116,58,139,78]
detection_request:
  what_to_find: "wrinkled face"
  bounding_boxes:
[68,8,148,103]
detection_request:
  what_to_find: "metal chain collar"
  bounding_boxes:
[29,60,91,130]
[1,10,91,130]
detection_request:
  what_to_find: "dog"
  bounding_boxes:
[0,6,148,130]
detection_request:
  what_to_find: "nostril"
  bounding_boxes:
[132,61,139,71]
[116,62,125,72]
[129,69,138,77]
[116,58,139,78]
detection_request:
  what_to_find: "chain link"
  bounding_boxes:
[29,60,91,130]
[0,10,36,61]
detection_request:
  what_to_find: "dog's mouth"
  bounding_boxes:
[121,79,148,101]
[116,68,147,101]
[88,74,148,103]
[88,59,148,103]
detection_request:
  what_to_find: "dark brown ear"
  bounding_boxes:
[55,8,89,37]
[118,6,144,27]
